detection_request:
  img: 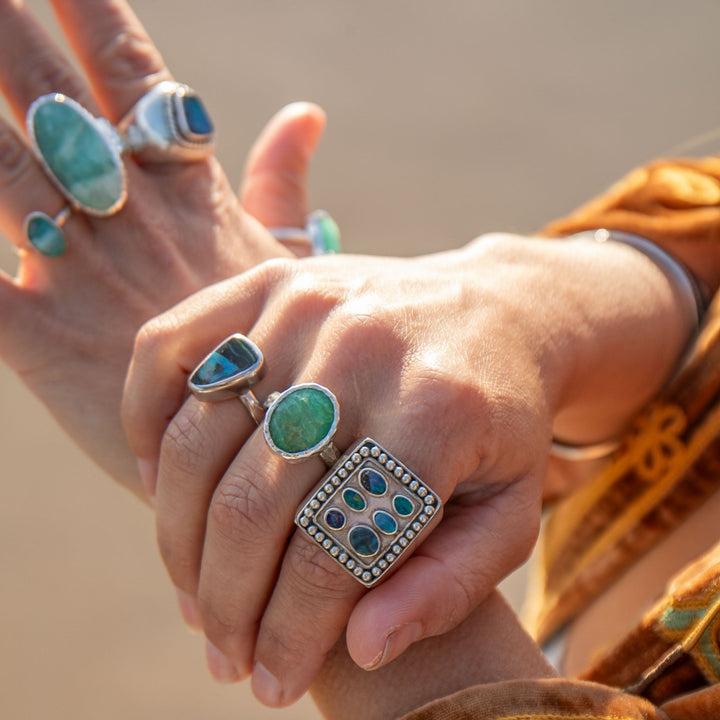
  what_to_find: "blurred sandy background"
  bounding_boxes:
[2,1,720,718]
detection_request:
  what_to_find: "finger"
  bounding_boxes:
[241,102,326,228]
[49,0,172,121]
[0,1,96,124]
[345,478,543,671]
[0,269,39,365]
[122,263,287,465]
[0,115,69,244]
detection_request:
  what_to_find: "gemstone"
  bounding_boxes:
[393,495,414,517]
[266,384,338,456]
[29,94,125,214]
[342,488,366,512]
[324,508,346,530]
[307,210,342,255]
[190,334,262,389]
[373,510,398,535]
[348,525,380,557]
[25,212,66,256]
[359,468,387,496]
[180,93,214,136]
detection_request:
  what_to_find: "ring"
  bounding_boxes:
[118,80,215,163]
[27,93,128,217]
[269,209,341,256]
[263,383,340,465]
[23,205,71,257]
[294,438,442,587]
[188,334,267,423]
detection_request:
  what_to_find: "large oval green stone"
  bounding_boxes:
[266,385,337,456]
[29,94,125,214]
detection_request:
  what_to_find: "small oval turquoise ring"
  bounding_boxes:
[263,383,341,466]
[188,333,267,424]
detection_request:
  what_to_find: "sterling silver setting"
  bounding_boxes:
[295,438,442,587]
[119,80,215,162]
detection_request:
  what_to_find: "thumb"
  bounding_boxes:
[240,102,326,229]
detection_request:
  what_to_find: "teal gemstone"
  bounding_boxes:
[393,495,414,517]
[29,94,125,214]
[373,510,398,535]
[181,93,213,136]
[342,488,366,512]
[307,210,341,255]
[324,508,346,530]
[191,335,261,387]
[266,385,338,456]
[25,212,66,257]
[359,468,387,496]
[348,525,380,557]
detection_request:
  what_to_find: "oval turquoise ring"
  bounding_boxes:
[263,383,340,466]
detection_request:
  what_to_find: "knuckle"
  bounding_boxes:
[19,52,85,101]
[160,406,208,477]
[0,123,33,187]
[288,538,350,602]
[209,468,280,548]
[93,28,165,86]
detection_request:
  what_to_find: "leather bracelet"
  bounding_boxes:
[550,228,708,462]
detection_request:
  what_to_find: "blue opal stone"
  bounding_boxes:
[393,495,414,517]
[373,510,398,535]
[30,95,124,214]
[360,468,387,496]
[182,94,214,136]
[348,525,380,557]
[25,212,66,257]
[342,488,366,512]
[324,508,346,530]
[192,335,260,387]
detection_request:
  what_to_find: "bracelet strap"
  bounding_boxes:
[550,228,708,462]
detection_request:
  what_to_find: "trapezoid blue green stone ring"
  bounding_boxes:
[188,334,267,423]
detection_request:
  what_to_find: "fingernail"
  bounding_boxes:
[175,588,202,633]
[137,458,157,498]
[364,622,422,670]
[205,640,241,684]
[252,661,283,706]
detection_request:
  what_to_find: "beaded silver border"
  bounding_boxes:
[294,437,441,587]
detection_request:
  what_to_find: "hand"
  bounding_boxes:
[122,233,688,705]
[0,0,325,495]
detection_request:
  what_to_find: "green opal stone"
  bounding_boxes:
[267,386,337,455]
[307,210,341,255]
[393,495,414,517]
[30,96,125,214]
[25,212,66,257]
[342,488,367,512]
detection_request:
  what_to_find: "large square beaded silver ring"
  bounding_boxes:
[294,438,441,587]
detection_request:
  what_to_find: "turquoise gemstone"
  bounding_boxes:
[191,335,261,387]
[359,468,387,496]
[393,495,414,517]
[181,93,213,136]
[29,94,125,214]
[348,525,380,557]
[324,508,346,530]
[373,510,398,535]
[307,210,341,255]
[25,212,66,257]
[266,385,337,455]
[342,488,366,512]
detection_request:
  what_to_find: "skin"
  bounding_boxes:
[122,232,691,707]
[0,0,324,497]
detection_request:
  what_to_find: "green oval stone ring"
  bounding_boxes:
[263,383,340,465]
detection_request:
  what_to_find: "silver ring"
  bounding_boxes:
[23,205,71,257]
[294,438,442,587]
[269,210,341,256]
[188,334,267,423]
[263,383,340,466]
[118,80,215,163]
[27,93,128,217]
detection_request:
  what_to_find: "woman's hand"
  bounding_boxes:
[122,232,690,705]
[0,0,324,496]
